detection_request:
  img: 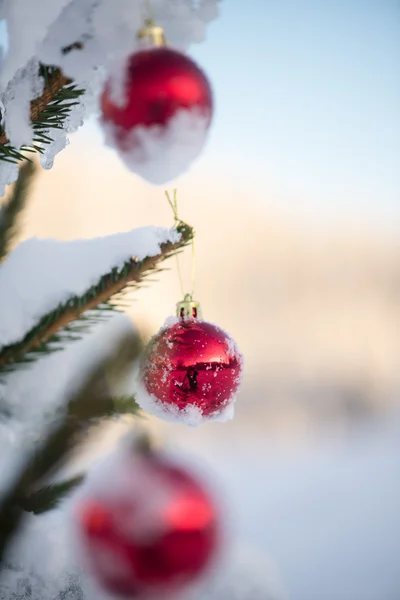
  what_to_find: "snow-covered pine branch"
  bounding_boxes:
[0,220,193,372]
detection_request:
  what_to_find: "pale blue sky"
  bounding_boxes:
[185,0,400,230]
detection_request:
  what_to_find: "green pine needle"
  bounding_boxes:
[18,475,84,515]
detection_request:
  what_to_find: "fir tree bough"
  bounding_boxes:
[0,221,193,373]
[0,65,84,166]
[0,327,143,564]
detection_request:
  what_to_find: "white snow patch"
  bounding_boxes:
[0,225,180,347]
[0,507,84,600]
[102,107,210,185]
[1,59,43,148]
[0,0,70,90]
[190,543,287,600]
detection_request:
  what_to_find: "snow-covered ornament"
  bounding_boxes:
[74,442,220,598]
[100,18,213,185]
[137,294,243,426]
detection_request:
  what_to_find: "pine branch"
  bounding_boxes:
[0,66,85,165]
[0,68,68,146]
[18,475,84,515]
[16,395,140,515]
[0,222,193,372]
[0,161,36,262]
[0,327,142,564]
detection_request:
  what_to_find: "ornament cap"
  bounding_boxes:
[176,293,202,320]
[137,18,166,47]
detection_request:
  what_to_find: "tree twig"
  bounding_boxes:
[0,327,142,564]
[0,162,36,261]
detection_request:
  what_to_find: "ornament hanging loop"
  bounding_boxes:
[176,293,203,321]
[165,189,180,224]
[165,190,200,319]
[138,0,167,47]
[190,235,196,298]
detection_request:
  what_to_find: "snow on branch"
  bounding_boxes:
[0,67,70,146]
[0,66,84,167]
[0,221,193,372]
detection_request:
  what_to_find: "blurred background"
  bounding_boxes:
[13,1,400,599]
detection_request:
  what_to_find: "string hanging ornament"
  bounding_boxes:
[100,1,214,185]
[136,190,244,427]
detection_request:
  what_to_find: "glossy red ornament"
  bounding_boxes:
[100,47,213,183]
[76,451,219,598]
[140,319,243,422]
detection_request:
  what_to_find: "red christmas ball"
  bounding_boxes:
[100,47,213,184]
[75,450,219,598]
[139,319,243,425]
